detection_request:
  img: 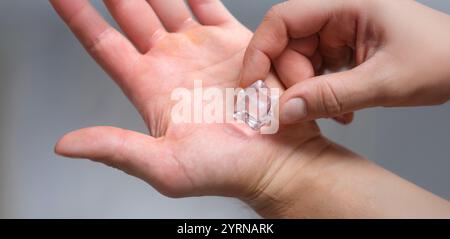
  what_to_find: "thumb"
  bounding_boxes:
[55,126,188,196]
[279,67,382,124]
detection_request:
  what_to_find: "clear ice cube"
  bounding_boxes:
[234,80,275,130]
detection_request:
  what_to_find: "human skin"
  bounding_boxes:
[241,0,450,124]
[50,0,450,218]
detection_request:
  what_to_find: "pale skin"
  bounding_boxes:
[242,0,450,124]
[51,0,450,218]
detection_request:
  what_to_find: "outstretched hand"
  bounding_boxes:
[51,0,450,219]
[50,0,324,207]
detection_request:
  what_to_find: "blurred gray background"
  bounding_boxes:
[0,0,449,218]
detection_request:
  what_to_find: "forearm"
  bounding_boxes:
[247,139,450,218]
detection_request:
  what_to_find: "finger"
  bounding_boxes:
[319,43,353,71]
[241,0,344,87]
[288,36,319,58]
[273,48,314,88]
[103,0,166,53]
[50,0,140,81]
[318,13,356,71]
[279,63,382,124]
[55,127,167,180]
[311,51,323,72]
[55,126,191,197]
[275,36,319,87]
[147,0,198,32]
[333,112,355,125]
[187,0,237,26]
[265,72,285,91]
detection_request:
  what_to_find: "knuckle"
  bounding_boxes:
[317,79,342,116]
[86,28,117,53]
[265,3,284,22]
[258,3,289,51]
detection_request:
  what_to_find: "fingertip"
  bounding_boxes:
[53,127,118,159]
[278,78,321,124]
[54,137,66,157]
[333,112,355,125]
[273,48,314,88]
[53,129,86,158]
[280,97,308,124]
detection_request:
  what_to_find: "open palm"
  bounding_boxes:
[52,0,324,202]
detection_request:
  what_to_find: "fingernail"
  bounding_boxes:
[281,98,307,124]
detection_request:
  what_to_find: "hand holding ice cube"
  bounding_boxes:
[51,0,450,218]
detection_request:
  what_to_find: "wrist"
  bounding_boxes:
[242,135,336,218]
[242,137,378,218]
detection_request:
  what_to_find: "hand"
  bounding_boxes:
[241,0,450,124]
[51,0,450,218]
[50,0,325,208]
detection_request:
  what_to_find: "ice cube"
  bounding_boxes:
[234,80,275,130]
